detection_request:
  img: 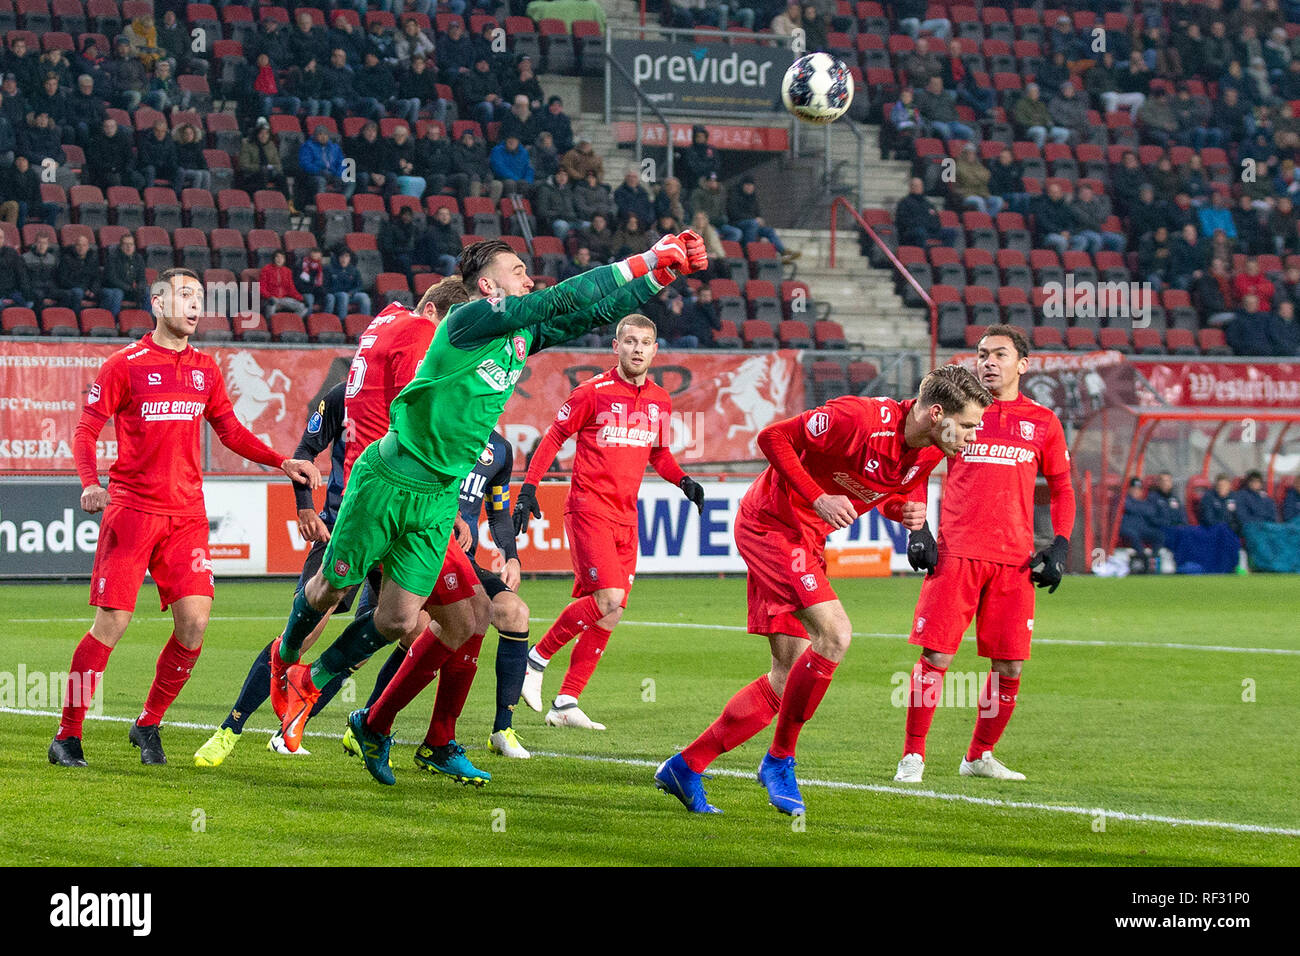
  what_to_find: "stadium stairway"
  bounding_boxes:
[780,227,929,349]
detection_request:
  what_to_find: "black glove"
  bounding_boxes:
[1030,535,1070,593]
[680,475,705,515]
[512,482,541,535]
[907,522,938,575]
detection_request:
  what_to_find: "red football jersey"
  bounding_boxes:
[743,396,942,538]
[343,303,437,481]
[526,367,685,526]
[75,333,281,517]
[937,391,1070,564]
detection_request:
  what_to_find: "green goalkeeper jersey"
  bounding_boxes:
[389,262,662,480]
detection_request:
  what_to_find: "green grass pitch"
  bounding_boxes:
[1,575,1297,866]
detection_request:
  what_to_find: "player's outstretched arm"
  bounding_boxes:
[446,263,628,348]
[529,233,707,353]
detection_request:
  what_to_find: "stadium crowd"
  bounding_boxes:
[0,0,815,347]
[874,0,1300,356]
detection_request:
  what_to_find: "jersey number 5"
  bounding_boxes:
[346,357,367,399]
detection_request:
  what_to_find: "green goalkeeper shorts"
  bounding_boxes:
[321,437,459,599]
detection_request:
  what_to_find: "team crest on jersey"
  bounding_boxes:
[1019,421,1036,441]
[915,616,926,632]
[557,402,572,422]
[589,567,599,581]
[800,573,818,592]
[1027,618,1034,631]
[87,383,101,405]
[512,335,527,361]
[807,411,829,437]
[191,369,206,390]
[903,465,919,483]
[334,559,350,577]
[478,443,495,466]
[444,573,458,590]
[648,403,660,422]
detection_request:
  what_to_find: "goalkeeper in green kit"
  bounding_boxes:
[273,232,710,751]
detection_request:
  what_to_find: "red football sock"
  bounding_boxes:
[535,595,603,660]
[903,657,947,759]
[966,673,1020,761]
[425,632,483,747]
[768,648,838,760]
[367,626,454,735]
[57,632,112,739]
[680,675,781,773]
[558,624,612,699]
[138,634,201,726]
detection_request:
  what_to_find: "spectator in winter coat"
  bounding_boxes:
[294,248,327,313]
[323,249,371,317]
[677,125,720,190]
[1232,257,1275,309]
[614,168,655,227]
[260,249,307,317]
[530,130,561,182]
[0,231,31,310]
[727,175,798,261]
[238,124,287,194]
[450,129,501,200]
[534,96,574,154]
[377,206,419,280]
[489,135,535,196]
[579,213,616,263]
[654,176,690,231]
[535,168,582,239]
[952,143,1001,217]
[415,122,453,197]
[572,170,614,224]
[20,233,59,310]
[561,139,604,182]
[1226,293,1275,354]
[895,176,955,246]
[297,124,353,208]
[56,234,103,312]
[1069,183,1125,252]
[414,205,463,276]
[101,234,148,318]
[1031,181,1078,253]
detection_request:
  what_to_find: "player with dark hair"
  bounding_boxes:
[513,312,705,731]
[894,325,1075,783]
[50,268,321,767]
[654,366,993,815]
[320,233,710,775]
[193,382,377,765]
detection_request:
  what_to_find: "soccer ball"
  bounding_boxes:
[781,53,854,125]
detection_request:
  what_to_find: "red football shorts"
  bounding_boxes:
[423,536,479,608]
[734,505,837,640]
[89,504,214,612]
[909,553,1035,660]
[566,511,637,604]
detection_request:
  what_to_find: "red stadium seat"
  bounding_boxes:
[307,312,347,344]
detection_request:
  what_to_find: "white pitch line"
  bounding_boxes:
[7,706,1298,838]
[5,615,1298,656]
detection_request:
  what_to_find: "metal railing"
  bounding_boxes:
[828,196,937,368]
[603,52,675,182]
